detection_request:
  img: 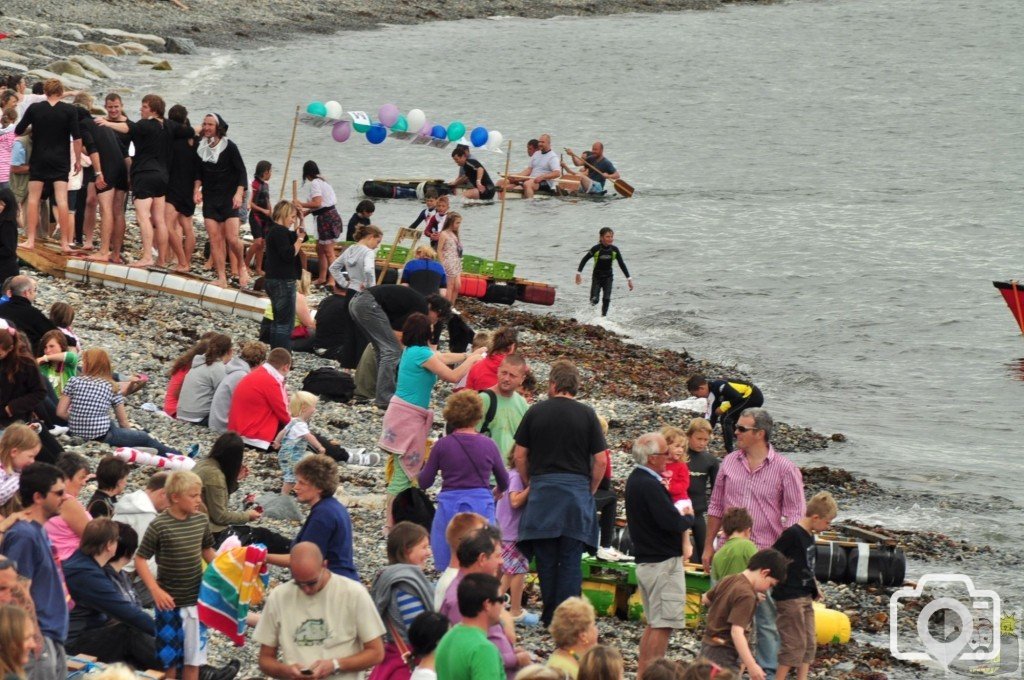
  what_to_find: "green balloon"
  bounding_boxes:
[392,115,408,132]
[353,120,371,133]
[447,121,466,142]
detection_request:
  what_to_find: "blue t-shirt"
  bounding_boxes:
[2,520,69,641]
[395,344,437,409]
[401,259,448,297]
[292,496,358,582]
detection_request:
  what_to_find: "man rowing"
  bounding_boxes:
[497,133,560,198]
[563,142,620,195]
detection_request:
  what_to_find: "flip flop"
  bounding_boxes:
[125,374,149,396]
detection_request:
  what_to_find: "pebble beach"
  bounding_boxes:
[3,1,1017,678]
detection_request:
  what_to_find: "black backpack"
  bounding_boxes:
[478,389,499,437]
[301,367,355,402]
[392,487,435,531]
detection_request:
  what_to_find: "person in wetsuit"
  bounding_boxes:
[685,375,765,453]
[14,78,82,253]
[96,93,194,270]
[682,417,718,558]
[575,227,633,316]
[194,113,248,288]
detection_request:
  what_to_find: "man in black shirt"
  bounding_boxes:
[0,276,56,347]
[513,360,606,626]
[564,142,620,194]
[624,431,695,678]
[448,147,495,200]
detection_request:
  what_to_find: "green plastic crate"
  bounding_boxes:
[462,255,485,274]
[377,245,410,263]
[479,260,516,280]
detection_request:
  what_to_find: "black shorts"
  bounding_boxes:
[131,171,167,200]
[249,216,268,239]
[166,190,196,217]
[479,186,496,200]
[203,202,238,222]
[100,165,129,194]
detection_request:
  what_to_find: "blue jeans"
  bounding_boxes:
[103,422,180,456]
[348,291,401,408]
[264,278,296,351]
[531,536,585,626]
[754,590,780,672]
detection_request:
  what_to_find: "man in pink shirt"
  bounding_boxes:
[227,348,291,450]
[702,407,805,677]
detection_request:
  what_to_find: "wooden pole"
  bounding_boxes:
[494,140,513,262]
[279,105,300,201]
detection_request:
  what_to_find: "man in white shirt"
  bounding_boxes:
[254,542,385,679]
[499,134,561,198]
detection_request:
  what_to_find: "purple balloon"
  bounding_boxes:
[418,121,433,137]
[378,103,399,128]
[331,120,352,143]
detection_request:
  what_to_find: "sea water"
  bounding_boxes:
[147,0,1023,619]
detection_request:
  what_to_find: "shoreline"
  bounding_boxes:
[4,0,730,53]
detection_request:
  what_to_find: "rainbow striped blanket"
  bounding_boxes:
[198,544,269,645]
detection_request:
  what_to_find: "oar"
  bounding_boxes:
[563,148,634,198]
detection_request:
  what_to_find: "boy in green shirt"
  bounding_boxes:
[710,507,758,583]
[435,574,506,680]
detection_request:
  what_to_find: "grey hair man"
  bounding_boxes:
[625,433,695,677]
[0,275,56,347]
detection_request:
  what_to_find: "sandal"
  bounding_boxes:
[125,373,150,396]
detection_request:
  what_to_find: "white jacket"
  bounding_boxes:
[112,489,158,575]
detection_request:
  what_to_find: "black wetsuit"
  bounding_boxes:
[577,243,630,316]
[706,380,764,452]
[685,449,720,556]
[78,111,126,194]
[463,158,495,199]
[107,116,132,191]
[167,133,199,217]
[15,100,81,182]
[125,118,191,200]
[196,139,246,222]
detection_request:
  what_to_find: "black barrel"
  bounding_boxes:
[845,545,906,587]
[814,543,850,583]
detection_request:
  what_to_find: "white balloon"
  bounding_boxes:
[487,130,503,151]
[406,108,426,134]
[324,100,343,120]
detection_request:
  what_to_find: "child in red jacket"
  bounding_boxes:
[661,426,693,561]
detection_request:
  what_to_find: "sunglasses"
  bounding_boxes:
[733,425,760,433]
[648,450,670,457]
[0,557,17,571]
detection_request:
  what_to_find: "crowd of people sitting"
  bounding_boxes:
[0,77,833,680]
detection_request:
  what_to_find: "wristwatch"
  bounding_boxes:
[332,658,340,673]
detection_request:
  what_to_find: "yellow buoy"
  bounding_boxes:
[813,602,851,645]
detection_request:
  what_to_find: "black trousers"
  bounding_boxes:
[67,621,160,671]
[589,275,614,315]
[690,511,707,558]
[214,525,293,555]
[593,490,617,548]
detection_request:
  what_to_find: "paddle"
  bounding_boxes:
[564,148,634,198]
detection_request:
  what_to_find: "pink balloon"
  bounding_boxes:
[418,121,433,137]
[332,120,351,143]
[378,103,399,128]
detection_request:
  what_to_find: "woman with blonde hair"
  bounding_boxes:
[58,348,180,455]
[437,212,463,306]
[0,605,34,679]
[400,244,447,297]
[263,199,304,350]
[546,597,599,679]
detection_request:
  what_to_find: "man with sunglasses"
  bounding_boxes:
[435,573,507,680]
[625,432,695,678]
[254,542,385,679]
[703,408,805,678]
[1,462,68,680]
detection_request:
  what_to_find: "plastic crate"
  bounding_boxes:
[479,260,516,280]
[462,254,485,274]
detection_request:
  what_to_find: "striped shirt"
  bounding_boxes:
[136,511,213,607]
[64,376,123,440]
[707,446,805,549]
[0,127,15,183]
[395,589,426,628]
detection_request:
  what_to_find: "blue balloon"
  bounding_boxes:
[431,124,447,140]
[470,126,489,148]
[366,123,387,144]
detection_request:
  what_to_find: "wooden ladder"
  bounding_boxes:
[376,227,423,284]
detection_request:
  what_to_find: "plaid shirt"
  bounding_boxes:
[64,376,122,440]
[707,446,806,549]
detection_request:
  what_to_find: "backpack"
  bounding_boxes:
[478,389,498,437]
[301,367,355,402]
[392,486,435,531]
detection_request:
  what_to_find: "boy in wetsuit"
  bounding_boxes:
[685,375,765,453]
[575,227,633,316]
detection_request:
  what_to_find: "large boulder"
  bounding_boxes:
[69,55,118,80]
[80,42,118,57]
[137,55,163,65]
[117,42,150,55]
[25,69,92,91]
[151,60,172,71]
[164,36,197,55]
[45,60,96,80]
[0,61,28,74]
[0,49,29,64]
[90,28,165,48]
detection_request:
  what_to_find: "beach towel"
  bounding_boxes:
[114,447,196,470]
[378,395,434,482]
[197,544,269,646]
